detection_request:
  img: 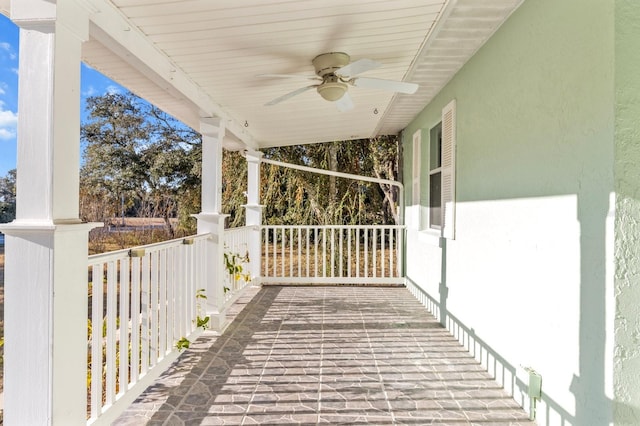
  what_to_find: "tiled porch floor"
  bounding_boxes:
[116,286,535,425]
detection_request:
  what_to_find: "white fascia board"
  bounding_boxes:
[81,0,256,149]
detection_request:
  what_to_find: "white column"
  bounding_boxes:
[193,117,228,331]
[0,1,99,424]
[244,150,263,283]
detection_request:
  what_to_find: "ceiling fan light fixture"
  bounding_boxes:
[317,81,348,102]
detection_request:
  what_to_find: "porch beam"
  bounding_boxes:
[2,1,100,424]
[78,0,256,150]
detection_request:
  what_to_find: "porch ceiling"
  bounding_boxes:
[9,0,523,150]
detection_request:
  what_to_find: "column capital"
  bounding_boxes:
[245,149,264,163]
[11,0,90,41]
[0,220,102,236]
[11,0,55,31]
[199,117,225,137]
[191,212,230,222]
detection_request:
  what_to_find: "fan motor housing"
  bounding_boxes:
[312,52,350,77]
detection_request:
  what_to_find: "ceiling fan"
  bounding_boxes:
[261,52,419,112]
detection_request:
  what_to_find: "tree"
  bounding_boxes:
[79,90,401,249]
[221,150,247,228]
[81,92,201,236]
[0,168,16,224]
[261,137,400,226]
[370,135,402,224]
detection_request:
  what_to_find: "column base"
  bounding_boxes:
[208,311,228,334]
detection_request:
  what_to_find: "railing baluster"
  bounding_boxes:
[105,260,117,406]
[338,228,343,277]
[389,228,394,277]
[289,227,294,276]
[305,228,311,277]
[180,241,188,339]
[273,228,277,278]
[322,228,327,278]
[397,227,403,278]
[381,228,385,277]
[364,229,369,278]
[140,254,150,376]
[166,249,175,355]
[373,228,377,278]
[347,228,351,278]
[297,227,302,277]
[263,228,268,277]
[119,257,130,397]
[90,264,104,420]
[130,257,141,384]
[150,251,159,367]
[159,250,167,357]
[314,228,319,278]
[330,227,335,278]
[280,228,285,277]
[356,228,360,278]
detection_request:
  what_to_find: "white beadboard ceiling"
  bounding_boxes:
[9,0,524,150]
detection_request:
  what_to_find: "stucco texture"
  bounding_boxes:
[614,0,640,423]
[404,0,618,424]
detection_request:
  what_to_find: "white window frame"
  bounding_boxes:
[428,122,442,231]
[412,129,421,206]
[441,99,456,240]
[422,99,456,240]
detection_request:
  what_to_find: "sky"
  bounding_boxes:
[0,14,126,177]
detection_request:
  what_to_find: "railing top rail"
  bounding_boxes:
[262,225,406,230]
[88,233,210,264]
[224,225,255,233]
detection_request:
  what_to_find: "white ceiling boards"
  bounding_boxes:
[45,0,523,149]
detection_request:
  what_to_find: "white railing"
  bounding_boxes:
[223,226,253,304]
[86,234,210,425]
[262,225,405,285]
[83,224,404,423]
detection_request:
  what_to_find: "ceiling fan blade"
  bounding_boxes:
[265,85,317,106]
[336,58,381,77]
[352,77,419,94]
[258,73,319,81]
[336,92,354,112]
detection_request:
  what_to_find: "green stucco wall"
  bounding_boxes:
[614,0,640,423]
[403,0,621,423]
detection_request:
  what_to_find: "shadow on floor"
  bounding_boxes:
[116,286,535,425]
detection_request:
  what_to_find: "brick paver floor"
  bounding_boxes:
[116,286,535,425]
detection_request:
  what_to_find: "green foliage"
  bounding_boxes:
[80,92,202,235]
[196,316,210,329]
[224,250,251,283]
[78,92,400,251]
[196,288,207,299]
[222,151,247,228]
[195,288,209,330]
[260,137,400,226]
[0,168,16,223]
[176,337,190,351]
[176,288,210,353]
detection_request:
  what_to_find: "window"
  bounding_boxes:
[427,99,456,239]
[429,123,442,229]
[412,130,421,205]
